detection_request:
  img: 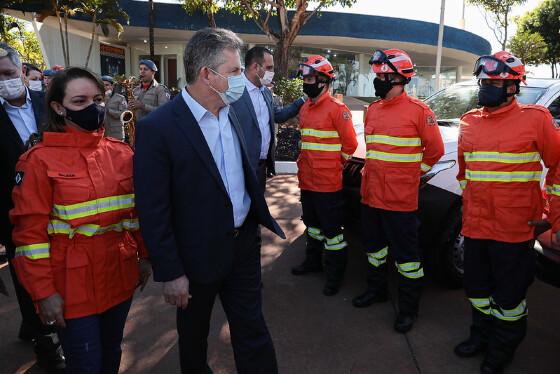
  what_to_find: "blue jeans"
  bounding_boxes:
[57,299,132,374]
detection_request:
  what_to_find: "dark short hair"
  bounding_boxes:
[244,46,272,68]
[23,63,41,77]
[44,67,105,133]
[184,27,243,85]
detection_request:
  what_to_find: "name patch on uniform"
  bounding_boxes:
[15,171,24,186]
[427,115,436,126]
[342,111,351,120]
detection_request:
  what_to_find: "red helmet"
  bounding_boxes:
[298,55,335,80]
[474,51,526,84]
[370,49,415,79]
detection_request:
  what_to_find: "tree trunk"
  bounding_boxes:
[54,6,67,66]
[85,12,97,69]
[149,0,155,60]
[502,11,508,51]
[274,39,290,78]
[207,11,216,27]
[64,13,70,65]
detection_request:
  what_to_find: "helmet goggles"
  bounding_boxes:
[369,50,399,75]
[474,55,520,78]
[298,64,316,77]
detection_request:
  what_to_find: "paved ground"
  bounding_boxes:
[1,175,560,374]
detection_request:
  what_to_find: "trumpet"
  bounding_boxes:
[120,77,139,146]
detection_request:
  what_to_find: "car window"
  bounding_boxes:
[425,84,547,120]
[547,96,560,121]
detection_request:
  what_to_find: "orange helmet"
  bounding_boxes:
[473,51,526,84]
[298,55,335,80]
[370,49,415,79]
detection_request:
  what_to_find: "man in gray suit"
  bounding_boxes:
[233,46,304,190]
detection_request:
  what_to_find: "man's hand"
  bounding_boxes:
[163,275,191,309]
[128,99,145,111]
[38,293,65,328]
[528,219,552,237]
[138,259,152,291]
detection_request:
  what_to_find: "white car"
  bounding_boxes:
[343,78,560,287]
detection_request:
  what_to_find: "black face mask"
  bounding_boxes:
[65,103,106,131]
[373,78,393,99]
[477,84,509,107]
[303,82,324,99]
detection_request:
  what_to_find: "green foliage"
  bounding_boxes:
[467,0,526,49]
[273,77,303,104]
[182,0,219,27]
[1,16,45,69]
[507,30,547,66]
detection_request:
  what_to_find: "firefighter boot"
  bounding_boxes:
[323,249,348,296]
[481,317,527,374]
[455,306,491,358]
[35,333,66,374]
[291,237,323,275]
[352,264,388,307]
[394,276,422,333]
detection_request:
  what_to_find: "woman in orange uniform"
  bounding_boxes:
[10,67,151,373]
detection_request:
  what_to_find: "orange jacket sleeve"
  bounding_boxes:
[333,104,358,162]
[536,110,560,233]
[417,107,444,174]
[10,152,56,302]
[456,118,467,191]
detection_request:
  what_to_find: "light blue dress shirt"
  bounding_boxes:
[181,87,251,228]
[243,75,271,160]
[0,88,37,144]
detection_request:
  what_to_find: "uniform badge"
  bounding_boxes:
[381,64,389,72]
[427,115,436,126]
[553,118,560,130]
[342,111,351,120]
[15,171,24,186]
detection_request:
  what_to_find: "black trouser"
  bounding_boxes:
[361,205,423,316]
[463,238,535,366]
[176,217,277,374]
[300,190,347,287]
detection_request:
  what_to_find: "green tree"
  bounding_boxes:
[507,29,547,67]
[1,16,45,69]
[183,0,218,28]
[467,0,526,50]
[183,0,358,77]
[517,0,560,78]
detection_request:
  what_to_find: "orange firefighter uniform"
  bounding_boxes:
[10,127,147,319]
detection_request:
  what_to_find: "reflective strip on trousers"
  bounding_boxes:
[366,150,422,163]
[367,246,388,267]
[48,218,140,238]
[395,261,424,279]
[324,234,347,251]
[459,180,467,190]
[14,243,50,260]
[465,170,542,183]
[464,151,541,164]
[52,194,135,220]
[366,134,421,147]
[300,142,342,152]
[546,184,560,197]
[301,128,340,139]
[421,163,432,172]
[491,298,528,321]
[469,297,491,315]
[307,227,324,241]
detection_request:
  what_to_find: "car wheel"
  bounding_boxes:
[440,207,464,289]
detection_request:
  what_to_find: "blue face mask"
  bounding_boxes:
[208,68,245,105]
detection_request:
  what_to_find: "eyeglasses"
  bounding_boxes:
[369,50,398,74]
[473,56,519,77]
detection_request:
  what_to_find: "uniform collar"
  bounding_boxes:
[308,91,331,107]
[379,91,407,106]
[42,125,104,147]
[481,98,519,118]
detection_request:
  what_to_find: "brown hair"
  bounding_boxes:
[43,67,105,133]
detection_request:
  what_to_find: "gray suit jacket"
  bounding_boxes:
[232,86,304,175]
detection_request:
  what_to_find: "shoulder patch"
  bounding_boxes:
[15,171,24,186]
[426,114,436,126]
[342,111,351,121]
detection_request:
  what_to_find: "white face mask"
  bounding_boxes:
[28,80,43,91]
[259,70,275,86]
[0,77,26,100]
[105,90,112,97]
[208,68,245,105]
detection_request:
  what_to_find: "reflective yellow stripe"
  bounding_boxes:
[367,246,388,267]
[464,151,541,164]
[301,142,342,152]
[15,243,50,260]
[48,219,139,238]
[341,152,352,160]
[366,134,421,147]
[396,261,424,279]
[366,150,422,163]
[547,184,560,197]
[324,234,347,250]
[421,163,432,172]
[491,299,527,321]
[301,128,340,138]
[465,170,542,183]
[469,297,491,315]
[52,194,135,220]
[307,227,324,241]
[459,180,467,190]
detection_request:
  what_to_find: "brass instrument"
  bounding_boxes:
[120,77,139,146]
